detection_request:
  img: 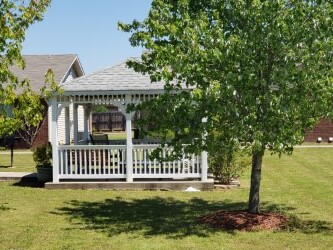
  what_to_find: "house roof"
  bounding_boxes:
[10,54,84,93]
[61,59,168,93]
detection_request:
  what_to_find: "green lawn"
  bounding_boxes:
[0,147,332,249]
[0,150,35,172]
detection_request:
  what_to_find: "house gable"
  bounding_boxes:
[10,54,84,92]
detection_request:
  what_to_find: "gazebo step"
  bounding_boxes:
[45,180,214,191]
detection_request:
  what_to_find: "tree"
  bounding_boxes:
[14,69,59,147]
[0,0,51,138]
[119,0,333,213]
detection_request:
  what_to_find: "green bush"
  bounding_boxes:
[32,143,52,168]
[209,145,250,184]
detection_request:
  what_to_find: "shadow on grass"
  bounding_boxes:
[12,180,44,188]
[55,197,332,238]
[284,215,332,234]
[55,197,240,238]
[260,202,331,234]
[0,165,12,168]
[0,203,15,211]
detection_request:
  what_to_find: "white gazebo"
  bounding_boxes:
[48,60,212,190]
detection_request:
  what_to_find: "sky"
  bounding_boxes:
[22,0,152,74]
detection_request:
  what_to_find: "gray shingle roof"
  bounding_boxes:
[10,54,84,92]
[61,60,167,92]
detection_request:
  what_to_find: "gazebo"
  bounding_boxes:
[48,60,212,190]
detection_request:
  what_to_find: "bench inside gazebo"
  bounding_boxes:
[46,60,213,190]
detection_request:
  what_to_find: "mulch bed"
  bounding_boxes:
[198,210,289,231]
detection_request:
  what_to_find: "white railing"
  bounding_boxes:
[58,145,126,179]
[132,145,201,178]
[57,144,202,180]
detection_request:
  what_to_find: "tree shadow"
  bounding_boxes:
[0,203,15,211]
[12,180,44,188]
[55,197,242,238]
[284,215,332,234]
[54,197,332,238]
[261,202,297,212]
[0,165,12,168]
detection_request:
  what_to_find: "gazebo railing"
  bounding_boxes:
[57,144,202,180]
[132,145,201,178]
[58,145,127,179]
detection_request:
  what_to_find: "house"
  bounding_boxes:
[47,60,212,190]
[8,54,85,148]
[304,119,333,142]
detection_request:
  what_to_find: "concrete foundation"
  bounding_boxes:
[0,172,37,181]
[45,180,214,191]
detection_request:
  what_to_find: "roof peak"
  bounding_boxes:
[61,58,167,92]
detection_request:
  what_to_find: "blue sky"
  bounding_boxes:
[22,0,152,74]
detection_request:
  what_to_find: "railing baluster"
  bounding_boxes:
[59,149,63,175]
[79,149,82,175]
[75,149,78,175]
[103,149,106,174]
[69,149,73,175]
[84,149,87,175]
[88,149,91,174]
[121,149,123,174]
[97,149,99,173]
[65,149,68,175]
[112,149,116,174]
[162,148,166,174]
[148,149,152,174]
[143,149,147,174]
[93,149,96,174]
[133,149,137,174]
[107,149,110,174]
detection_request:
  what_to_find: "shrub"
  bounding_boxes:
[32,143,52,168]
[209,144,250,184]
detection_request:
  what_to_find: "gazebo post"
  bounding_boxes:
[65,106,70,145]
[73,104,78,144]
[125,113,134,182]
[51,97,59,183]
[201,117,208,182]
[124,94,134,182]
[83,105,90,142]
[201,151,208,182]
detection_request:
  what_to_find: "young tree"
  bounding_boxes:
[14,70,60,147]
[0,0,51,137]
[119,0,333,213]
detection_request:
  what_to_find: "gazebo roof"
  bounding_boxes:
[61,59,167,93]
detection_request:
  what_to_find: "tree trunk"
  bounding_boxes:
[248,149,264,214]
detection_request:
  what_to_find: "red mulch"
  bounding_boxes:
[198,210,289,231]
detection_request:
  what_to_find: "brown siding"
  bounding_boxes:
[14,114,49,149]
[32,115,49,148]
[304,118,333,142]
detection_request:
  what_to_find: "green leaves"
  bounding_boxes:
[0,0,51,138]
[121,0,333,157]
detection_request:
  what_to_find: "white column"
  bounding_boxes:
[201,151,208,182]
[89,110,93,135]
[73,104,78,145]
[125,113,133,182]
[122,95,134,182]
[83,105,90,141]
[201,117,208,182]
[65,107,70,145]
[51,97,59,183]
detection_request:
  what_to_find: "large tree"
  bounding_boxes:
[120,0,333,213]
[0,0,51,138]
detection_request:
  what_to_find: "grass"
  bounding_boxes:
[105,131,129,140]
[0,147,332,249]
[0,149,35,172]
